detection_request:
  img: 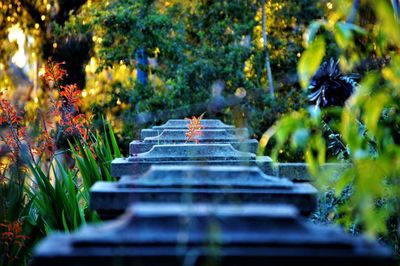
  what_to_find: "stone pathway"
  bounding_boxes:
[33,119,394,265]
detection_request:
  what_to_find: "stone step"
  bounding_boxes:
[91,165,317,219]
[141,127,249,139]
[134,144,255,161]
[147,129,240,141]
[153,119,234,129]
[141,119,249,139]
[111,144,272,177]
[130,129,258,155]
[271,162,349,181]
[33,203,394,266]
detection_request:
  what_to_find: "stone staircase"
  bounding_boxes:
[33,119,394,265]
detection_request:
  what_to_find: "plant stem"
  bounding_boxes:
[261,0,275,98]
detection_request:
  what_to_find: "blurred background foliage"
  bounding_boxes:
[1,0,327,157]
[259,0,400,260]
[1,0,400,263]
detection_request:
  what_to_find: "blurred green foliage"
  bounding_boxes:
[0,0,90,94]
[260,0,400,259]
[57,0,324,155]
[0,121,120,265]
[1,0,399,263]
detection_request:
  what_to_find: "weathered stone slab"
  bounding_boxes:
[279,162,348,181]
[265,162,349,181]
[121,165,289,187]
[148,129,239,141]
[141,119,249,139]
[130,129,258,154]
[91,165,317,219]
[153,119,234,129]
[111,144,272,177]
[33,203,394,266]
[141,127,249,139]
[134,144,255,161]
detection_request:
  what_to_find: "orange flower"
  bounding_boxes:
[35,130,55,157]
[41,60,67,84]
[0,95,27,162]
[60,84,81,111]
[0,99,23,127]
[0,220,29,248]
[43,67,90,140]
[63,113,89,139]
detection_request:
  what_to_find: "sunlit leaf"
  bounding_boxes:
[291,128,310,149]
[298,36,326,89]
[334,168,354,197]
[375,1,400,45]
[363,93,389,136]
[305,20,324,46]
[335,22,364,49]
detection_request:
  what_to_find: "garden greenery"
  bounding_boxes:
[0,61,120,266]
[58,0,324,149]
[1,0,400,264]
[260,0,400,259]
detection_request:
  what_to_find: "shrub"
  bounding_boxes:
[0,61,120,265]
[260,0,400,259]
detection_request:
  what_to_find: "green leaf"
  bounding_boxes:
[107,121,122,158]
[364,93,389,136]
[305,20,323,46]
[291,128,310,149]
[308,106,321,124]
[334,168,354,197]
[375,1,400,45]
[61,210,70,233]
[334,22,366,49]
[298,36,326,89]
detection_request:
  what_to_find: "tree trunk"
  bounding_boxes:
[136,48,148,87]
[392,0,400,21]
[346,0,360,23]
[261,0,275,98]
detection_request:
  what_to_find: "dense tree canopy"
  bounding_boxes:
[54,0,324,146]
[1,0,400,264]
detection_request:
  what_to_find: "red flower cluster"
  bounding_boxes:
[184,113,205,144]
[60,84,81,111]
[62,113,89,139]
[42,60,89,140]
[34,130,55,156]
[0,60,89,165]
[0,99,23,126]
[0,59,91,165]
[0,96,27,161]
[0,220,29,248]
[41,61,67,84]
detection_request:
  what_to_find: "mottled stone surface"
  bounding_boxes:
[33,203,394,266]
[140,119,249,139]
[265,163,349,182]
[130,130,258,154]
[141,127,249,139]
[111,144,273,177]
[269,162,349,181]
[130,140,258,155]
[133,144,255,161]
[111,156,273,178]
[153,119,234,129]
[91,165,317,218]
[120,165,290,187]
[147,129,239,141]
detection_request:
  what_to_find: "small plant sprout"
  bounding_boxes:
[184,113,205,144]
